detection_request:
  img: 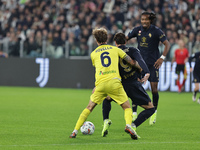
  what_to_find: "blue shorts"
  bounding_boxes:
[122,80,151,106]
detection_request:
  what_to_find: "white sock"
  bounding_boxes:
[132,112,137,116]
[73,129,78,134]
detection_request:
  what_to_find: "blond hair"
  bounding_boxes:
[92,28,108,44]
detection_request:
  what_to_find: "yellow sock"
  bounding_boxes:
[74,108,91,130]
[124,108,132,125]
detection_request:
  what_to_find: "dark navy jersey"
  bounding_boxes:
[189,52,200,71]
[118,45,150,83]
[128,25,167,65]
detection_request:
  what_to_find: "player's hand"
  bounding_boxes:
[190,68,193,72]
[154,58,164,69]
[137,77,142,82]
[140,73,150,85]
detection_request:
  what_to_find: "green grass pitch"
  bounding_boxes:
[0,86,200,150]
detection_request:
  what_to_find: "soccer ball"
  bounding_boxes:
[80,121,95,135]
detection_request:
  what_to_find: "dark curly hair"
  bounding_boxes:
[141,11,156,24]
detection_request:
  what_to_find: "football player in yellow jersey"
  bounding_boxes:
[69,28,140,139]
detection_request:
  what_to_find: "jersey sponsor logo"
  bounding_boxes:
[140,37,148,47]
[36,58,49,87]
[99,70,116,75]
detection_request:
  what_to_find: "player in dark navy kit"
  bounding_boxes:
[101,33,155,138]
[189,52,200,104]
[126,11,170,125]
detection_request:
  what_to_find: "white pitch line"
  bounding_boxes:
[0,142,200,147]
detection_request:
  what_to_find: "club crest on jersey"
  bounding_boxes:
[149,33,152,37]
[138,30,141,36]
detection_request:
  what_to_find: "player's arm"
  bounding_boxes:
[133,49,150,74]
[171,51,176,71]
[123,55,142,71]
[132,49,150,84]
[126,36,129,41]
[188,53,195,72]
[154,40,170,69]
[126,27,137,41]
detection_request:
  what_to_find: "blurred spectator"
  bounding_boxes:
[103,0,115,14]
[0,47,8,58]
[52,32,64,58]
[45,32,54,57]
[0,0,198,59]
[114,5,125,24]
[192,34,200,54]
[9,35,20,57]
[35,30,42,52]
[25,36,41,58]
[186,32,195,55]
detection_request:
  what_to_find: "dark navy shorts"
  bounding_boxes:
[193,69,200,83]
[147,64,159,82]
[122,81,151,106]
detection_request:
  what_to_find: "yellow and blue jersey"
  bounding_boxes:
[91,44,127,86]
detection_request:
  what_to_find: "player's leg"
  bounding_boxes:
[177,74,181,92]
[102,96,112,137]
[69,100,97,138]
[193,83,199,102]
[132,102,155,127]
[124,81,155,128]
[198,83,200,104]
[193,71,200,102]
[132,104,138,121]
[176,65,181,92]
[181,65,187,91]
[108,79,139,139]
[102,96,112,120]
[149,82,158,125]
[70,83,105,138]
[121,100,139,140]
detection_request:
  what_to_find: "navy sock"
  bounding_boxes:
[194,91,198,97]
[153,93,159,110]
[102,98,111,121]
[133,107,155,127]
[132,104,138,113]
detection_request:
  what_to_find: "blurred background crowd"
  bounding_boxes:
[0,0,200,60]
